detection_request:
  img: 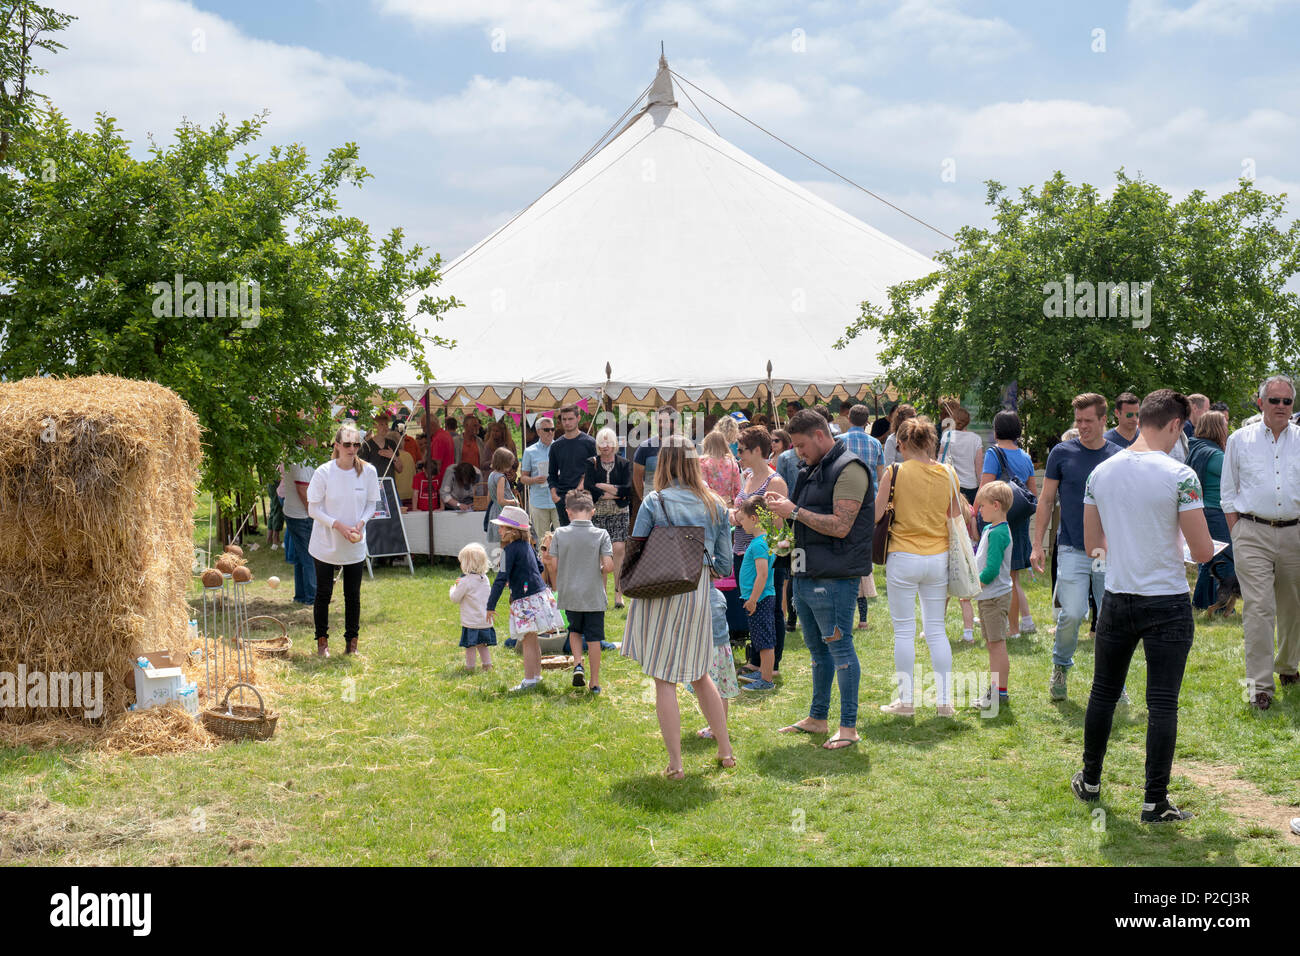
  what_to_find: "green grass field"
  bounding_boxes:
[2,502,1298,866]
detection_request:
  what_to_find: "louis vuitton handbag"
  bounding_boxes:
[620,493,709,599]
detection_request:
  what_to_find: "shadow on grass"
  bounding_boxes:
[858,715,975,749]
[744,739,870,782]
[608,773,719,813]
[1049,697,1149,733]
[1006,637,1047,657]
[1098,812,1243,866]
[286,652,362,676]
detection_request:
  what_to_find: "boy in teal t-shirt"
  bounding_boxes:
[736,498,778,691]
[973,481,1014,712]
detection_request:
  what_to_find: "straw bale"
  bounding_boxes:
[0,706,217,755]
[97,705,217,756]
[0,375,201,724]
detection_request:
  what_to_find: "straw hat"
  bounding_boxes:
[490,505,531,530]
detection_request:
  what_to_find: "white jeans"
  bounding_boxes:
[886,551,953,705]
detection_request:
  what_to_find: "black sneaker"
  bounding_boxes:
[1141,800,1192,824]
[1071,771,1100,803]
[572,664,585,687]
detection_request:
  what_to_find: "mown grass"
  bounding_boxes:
[1,500,1297,865]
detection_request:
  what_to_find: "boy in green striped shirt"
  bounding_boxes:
[973,481,1014,711]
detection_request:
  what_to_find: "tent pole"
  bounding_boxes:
[766,360,775,425]
[424,382,434,566]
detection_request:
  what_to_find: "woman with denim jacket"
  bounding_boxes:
[621,435,736,777]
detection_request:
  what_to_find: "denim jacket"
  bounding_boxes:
[633,486,731,578]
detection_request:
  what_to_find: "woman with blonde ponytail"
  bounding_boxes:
[307,423,380,656]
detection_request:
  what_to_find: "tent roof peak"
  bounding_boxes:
[648,52,676,108]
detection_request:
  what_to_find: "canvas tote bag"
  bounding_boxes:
[946,467,982,599]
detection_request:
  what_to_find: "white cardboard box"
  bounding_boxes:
[133,664,186,710]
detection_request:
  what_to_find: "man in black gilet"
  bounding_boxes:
[763,410,875,750]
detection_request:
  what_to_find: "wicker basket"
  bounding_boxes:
[202,683,278,741]
[540,655,575,670]
[253,635,292,658]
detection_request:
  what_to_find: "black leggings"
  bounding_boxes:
[1082,592,1193,804]
[313,558,364,643]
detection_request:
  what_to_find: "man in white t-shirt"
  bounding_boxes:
[1071,389,1213,824]
[280,440,319,604]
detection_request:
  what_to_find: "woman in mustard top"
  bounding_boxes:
[875,417,968,716]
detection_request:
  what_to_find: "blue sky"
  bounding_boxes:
[38,0,1300,261]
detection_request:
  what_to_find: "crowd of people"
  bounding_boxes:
[268,375,1300,820]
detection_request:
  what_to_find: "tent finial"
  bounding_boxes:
[648,46,676,108]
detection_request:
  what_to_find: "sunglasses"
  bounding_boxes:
[338,441,361,448]
[1267,396,1294,406]
[538,427,554,432]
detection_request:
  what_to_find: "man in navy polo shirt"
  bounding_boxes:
[1031,392,1122,702]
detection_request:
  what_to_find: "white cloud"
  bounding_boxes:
[365,75,607,138]
[641,1,745,42]
[42,1,605,146]
[955,100,1133,157]
[45,0,404,136]
[668,58,811,121]
[373,0,627,51]
[749,0,1029,72]
[1127,0,1299,33]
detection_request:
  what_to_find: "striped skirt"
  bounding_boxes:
[621,564,712,684]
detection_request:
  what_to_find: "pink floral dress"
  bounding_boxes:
[701,456,741,505]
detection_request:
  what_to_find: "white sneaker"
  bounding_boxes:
[1020,619,1037,635]
[880,699,915,716]
[509,677,542,693]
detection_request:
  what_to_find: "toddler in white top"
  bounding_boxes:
[450,543,496,671]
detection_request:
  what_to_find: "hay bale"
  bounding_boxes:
[98,705,217,756]
[0,375,201,724]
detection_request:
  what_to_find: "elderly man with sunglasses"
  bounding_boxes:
[1221,374,1300,710]
[521,418,559,543]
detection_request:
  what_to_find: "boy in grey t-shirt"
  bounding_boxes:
[545,490,614,693]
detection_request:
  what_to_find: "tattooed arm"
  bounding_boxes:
[796,497,862,539]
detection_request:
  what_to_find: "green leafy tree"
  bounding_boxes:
[0,109,457,514]
[0,1,73,162]
[839,171,1300,456]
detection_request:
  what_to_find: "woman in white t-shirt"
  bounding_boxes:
[307,423,381,657]
[938,403,984,504]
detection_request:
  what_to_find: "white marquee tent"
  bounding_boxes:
[379,56,938,415]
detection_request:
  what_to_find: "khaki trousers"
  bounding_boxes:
[529,503,560,542]
[1231,518,1300,697]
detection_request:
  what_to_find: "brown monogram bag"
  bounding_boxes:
[620,493,708,599]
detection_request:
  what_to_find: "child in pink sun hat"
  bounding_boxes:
[487,505,565,692]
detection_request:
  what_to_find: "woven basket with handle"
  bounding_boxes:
[202,683,278,741]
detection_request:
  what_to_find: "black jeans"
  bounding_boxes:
[1082,592,1194,804]
[554,494,571,527]
[313,558,364,643]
